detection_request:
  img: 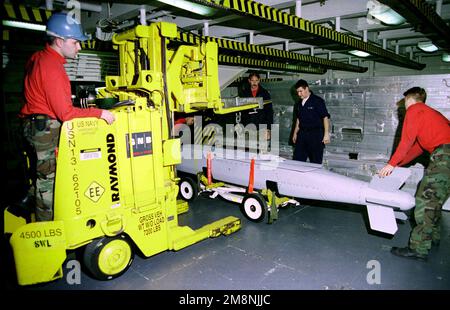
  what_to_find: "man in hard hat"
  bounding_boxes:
[19,12,115,221]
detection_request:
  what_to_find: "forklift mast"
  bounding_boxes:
[5,22,250,286]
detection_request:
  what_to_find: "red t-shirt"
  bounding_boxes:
[389,102,450,166]
[251,87,258,97]
[19,44,102,121]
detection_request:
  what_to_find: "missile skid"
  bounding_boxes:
[3,22,252,286]
[178,172,300,224]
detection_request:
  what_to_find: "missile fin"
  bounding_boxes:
[369,167,411,191]
[366,203,398,235]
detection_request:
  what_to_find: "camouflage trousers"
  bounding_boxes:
[409,144,450,255]
[23,117,61,221]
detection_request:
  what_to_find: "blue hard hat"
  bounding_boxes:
[46,12,88,41]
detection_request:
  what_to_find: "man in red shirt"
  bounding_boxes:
[19,12,115,221]
[239,73,273,142]
[379,87,450,261]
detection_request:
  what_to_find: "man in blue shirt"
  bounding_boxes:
[292,79,330,164]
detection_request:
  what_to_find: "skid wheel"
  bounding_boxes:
[83,234,134,281]
[240,193,267,222]
[179,177,198,202]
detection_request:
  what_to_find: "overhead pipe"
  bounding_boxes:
[77,1,102,13]
[147,10,171,21]
[46,0,53,10]
[56,0,102,13]
[295,0,302,17]
[248,31,254,45]
[335,16,340,32]
[139,6,146,25]
[436,0,442,16]
[203,21,209,36]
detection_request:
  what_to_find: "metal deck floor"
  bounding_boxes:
[5,194,450,291]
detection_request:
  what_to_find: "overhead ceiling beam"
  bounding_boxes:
[175,31,368,73]
[218,54,327,74]
[377,0,450,51]
[0,2,364,73]
[377,28,423,40]
[184,0,425,70]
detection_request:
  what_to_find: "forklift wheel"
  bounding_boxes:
[83,234,134,281]
[240,193,267,222]
[179,177,198,202]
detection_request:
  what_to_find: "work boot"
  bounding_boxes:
[390,247,428,262]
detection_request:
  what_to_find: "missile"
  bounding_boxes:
[177,144,415,235]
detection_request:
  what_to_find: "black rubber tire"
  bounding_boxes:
[83,234,134,281]
[240,193,267,222]
[179,176,198,202]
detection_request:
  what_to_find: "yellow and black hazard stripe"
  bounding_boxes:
[194,125,203,145]
[81,40,97,50]
[80,40,115,52]
[233,77,283,85]
[1,3,51,25]
[218,55,327,74]
[260,77,283,83]
[176,32,367,73]
[187,0,425,70]
[193,125,219,146]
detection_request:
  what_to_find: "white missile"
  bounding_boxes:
[177,144,415,235]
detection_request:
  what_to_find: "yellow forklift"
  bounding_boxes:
[4,22,259,286]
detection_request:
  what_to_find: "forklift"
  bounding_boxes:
[4,21,259,286]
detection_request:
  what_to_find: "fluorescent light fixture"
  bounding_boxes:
[348,50,370,58]
[417,41,438,52]
[442,53,450,62]
[157,0,215,16]
[368,0,406,25]
[2,20,46,31]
